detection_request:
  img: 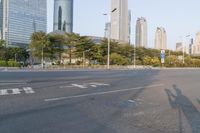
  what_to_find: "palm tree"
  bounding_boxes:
[29,32,49,67]
[64,33,80,65]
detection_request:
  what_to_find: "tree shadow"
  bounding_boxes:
[165,85,200,133]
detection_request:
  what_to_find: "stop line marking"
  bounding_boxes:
[0,87,35,96]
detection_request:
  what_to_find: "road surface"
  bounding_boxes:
[0,69,200,133]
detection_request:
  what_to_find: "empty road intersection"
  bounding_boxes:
[0,69,200,133]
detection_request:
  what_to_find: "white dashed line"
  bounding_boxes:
[44,84,164,102]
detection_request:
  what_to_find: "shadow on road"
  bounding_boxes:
[197,98,200,105]
[165,85,200,133]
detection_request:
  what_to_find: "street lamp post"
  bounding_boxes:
[134,44,136,68]
[182,35,190,64]
[103,8,117,70]
[82,49,90,68]
[15,53,17,62]
[41,46,44,69]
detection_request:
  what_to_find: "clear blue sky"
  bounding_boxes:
[47,0,200,50]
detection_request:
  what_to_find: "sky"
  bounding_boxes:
[47,0,200,50]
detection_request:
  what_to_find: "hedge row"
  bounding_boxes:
[0,60,20,67]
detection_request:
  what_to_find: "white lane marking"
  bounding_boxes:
[23,87,35,94]
[12,88,21,95]
[128,100,136,103]
[89,83,110,86]
[44,84,164,102]
[71,84,88,88]
[0,87,35,96]
[0,89,9,95]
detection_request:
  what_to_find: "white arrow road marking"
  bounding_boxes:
[59,82,110,89]
[45,84,164,102]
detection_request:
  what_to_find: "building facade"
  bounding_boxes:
[0,0,47,47]
[111,0,129,43]
[176,42,183,52]
[189,38,193,55]
[155,27,167,50]
[0,0,3,40]
[54,0,73,33]
[192,32,200,55]
[104,22,111,38]
[135,17,147,47]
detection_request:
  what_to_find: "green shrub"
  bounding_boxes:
[7,60,20,67]
[0,60,7,66]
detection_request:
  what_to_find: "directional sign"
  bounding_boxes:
[161,50,165,54]
[160,50,165,64]
[160,54,165,59]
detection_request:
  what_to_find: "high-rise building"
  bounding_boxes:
[0,0,47,47]
[0,0,3,40]
[192,32,200,55]
[135,17,147,47]
[155,27,167,50]
[111,0,129,43]
[104,22,111,38]
[176,42,183,52]
[128,10,131,44]
[54,0,73,33]
[189,38,193,55]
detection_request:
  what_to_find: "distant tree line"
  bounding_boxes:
[29,31,200,67]
[1,31,200,67]
[0,41,29,67]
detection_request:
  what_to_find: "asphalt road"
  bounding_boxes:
[0,69,200,133]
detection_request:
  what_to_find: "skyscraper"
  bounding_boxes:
[155,27,167,50]
[192,32,200,55]
[0,0,47,47]
[0,0,3,40]
[176,42,183,52]
[135,17,147,47]
[111,0,129,43]
[104,22,111,38]
[54,0,73,33]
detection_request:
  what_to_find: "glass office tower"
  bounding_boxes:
[54,0,73,33]
[0,0,3,39]
[0,0,47,47]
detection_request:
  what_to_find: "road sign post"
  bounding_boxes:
[160,50,165,67]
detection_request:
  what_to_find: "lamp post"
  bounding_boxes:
[82,49,90,68]
[103,8,117,70]
[134,44,136,68]
[182,35,190,64]
[41,46,44,69]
